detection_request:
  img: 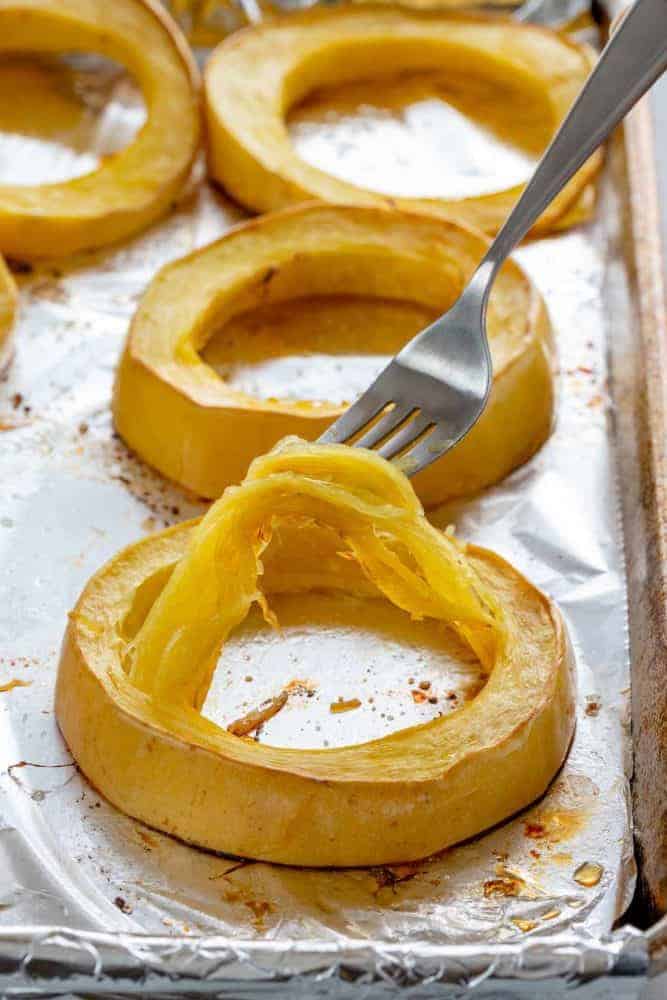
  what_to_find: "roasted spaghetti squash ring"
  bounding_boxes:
[0,257,17,372]
[204,6,600,236]
[56,439,575,867]
[0,0,200,260]
[113,203,554,507]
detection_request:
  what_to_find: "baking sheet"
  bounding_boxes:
[0,10,636,965]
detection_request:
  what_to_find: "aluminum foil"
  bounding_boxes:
[0,3,655,994]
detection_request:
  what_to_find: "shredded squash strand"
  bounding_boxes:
[128,438,505,707]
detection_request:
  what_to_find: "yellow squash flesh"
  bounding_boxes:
[204,6,600,236]
[56,438,575,867]
[113,204,555,508]
[0,257,17,372]
[0,0,200,259]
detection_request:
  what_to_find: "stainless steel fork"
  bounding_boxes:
[320,0,667,476]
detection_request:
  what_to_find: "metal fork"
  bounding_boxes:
[320,0,667,476]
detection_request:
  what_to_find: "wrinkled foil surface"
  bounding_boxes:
[0,0,655,993]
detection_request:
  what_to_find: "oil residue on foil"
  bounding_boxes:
[574,861,604,887]
[0,49,634,946]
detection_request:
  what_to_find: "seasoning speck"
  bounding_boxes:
[584,696,600,717]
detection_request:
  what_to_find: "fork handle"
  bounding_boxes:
[482,0,667,274]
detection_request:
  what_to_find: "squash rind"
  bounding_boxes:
[204,6,601,236]
[0,257,17,372]
[56,438,576,867]
[113,203,555,507]
[0,0,201,259]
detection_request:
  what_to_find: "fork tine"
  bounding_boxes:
[378,413,434,461]
[396,426,457,478]
[318,390,386,445]
[353,404,413,450]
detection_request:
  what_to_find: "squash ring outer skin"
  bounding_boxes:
[113,203,555,508]
[0,0,201,260]
[203,6,601,236]
[0,257,17,372]
[56,446,575,868]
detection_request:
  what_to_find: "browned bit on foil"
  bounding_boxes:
[227,690,289,737]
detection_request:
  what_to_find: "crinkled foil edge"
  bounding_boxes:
[0,926,650,995]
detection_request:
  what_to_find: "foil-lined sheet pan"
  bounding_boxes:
[0,2,655,994]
